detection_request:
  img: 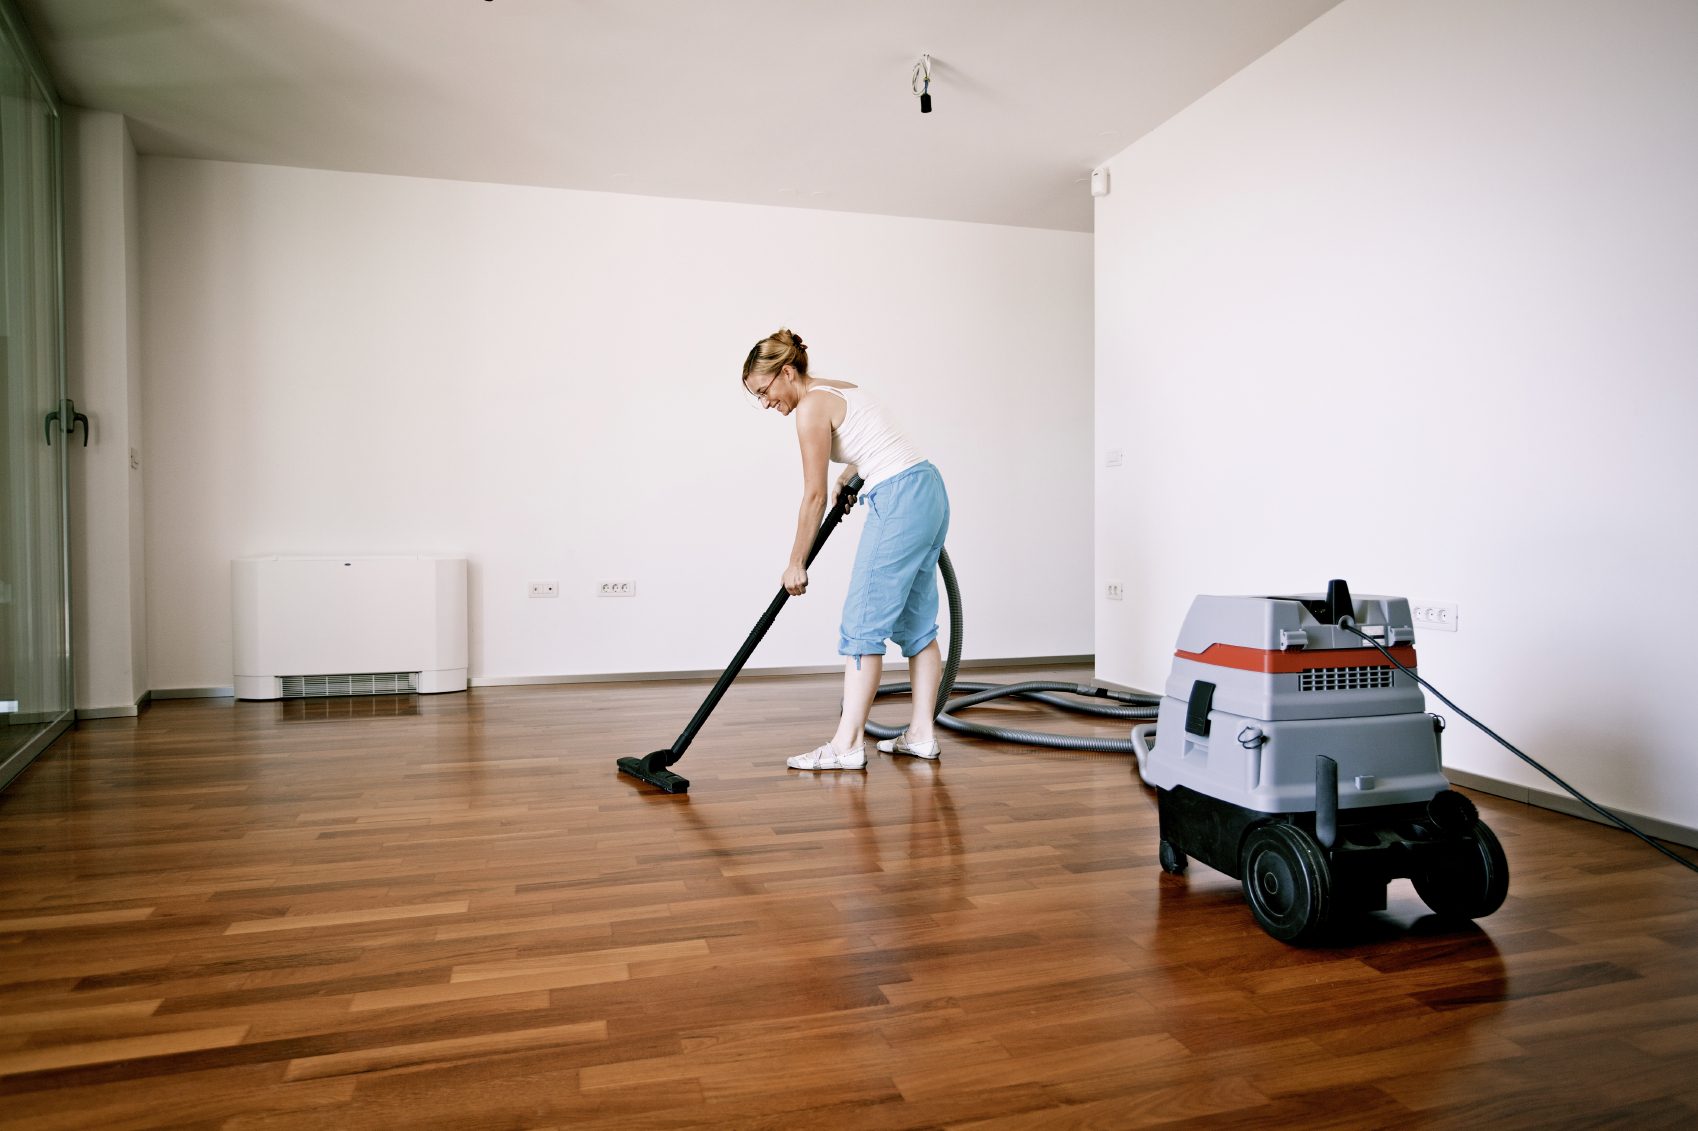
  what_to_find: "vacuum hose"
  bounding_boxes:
[862,548,1161,753]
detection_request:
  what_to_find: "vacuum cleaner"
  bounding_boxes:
[1134,579,1509,944]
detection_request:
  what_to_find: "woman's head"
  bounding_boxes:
[742,328,809,410]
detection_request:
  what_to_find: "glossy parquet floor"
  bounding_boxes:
[2,666,1696,1129]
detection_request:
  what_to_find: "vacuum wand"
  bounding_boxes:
[617,476,864,794]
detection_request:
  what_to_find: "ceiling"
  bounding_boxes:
[18,0,1341,233]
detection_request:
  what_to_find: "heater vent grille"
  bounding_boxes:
[1299,666,1394,692]
[279,672,419,699]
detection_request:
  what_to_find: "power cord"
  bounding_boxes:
[1338,619,1698,875]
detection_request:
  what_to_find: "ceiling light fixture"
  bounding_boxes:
[912,54,933,114]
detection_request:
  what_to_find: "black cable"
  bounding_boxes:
[1339,620,1698,875]
[869,679,1156,752]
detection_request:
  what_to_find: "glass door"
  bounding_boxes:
[0,7,70,790]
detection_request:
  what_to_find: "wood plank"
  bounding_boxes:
[5,999,163,1033]
[0,1026,249,1076]
[0,907,155,931]
[348,964,629,1011]
[223,900,470,934]
[283,1020,608,1081]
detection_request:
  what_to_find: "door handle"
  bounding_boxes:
[44,398,89,447]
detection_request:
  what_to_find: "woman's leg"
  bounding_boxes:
[903,639,941,744]
[886,467,949,747]
[831,654,884,753]
[825,465,947,760]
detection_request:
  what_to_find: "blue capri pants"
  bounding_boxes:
[839,461,950,660]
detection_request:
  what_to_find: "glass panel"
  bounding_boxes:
[0,17,70,787]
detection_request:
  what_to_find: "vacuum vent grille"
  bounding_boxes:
[278,672,419,698]
[1299,666,1394,692]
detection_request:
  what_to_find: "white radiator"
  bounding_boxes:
[232,556,468,700]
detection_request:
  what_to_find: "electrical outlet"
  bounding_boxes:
[1105,581,1125,601]
[528,581,559,598]
[598,580,635,598]
[1105,449,1124,467]
[1410,600,1458,632]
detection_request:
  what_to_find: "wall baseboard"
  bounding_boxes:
[1446,767,1697,850]
[75,690,154,720]
[77,705,136,720]
[148,658,1096,697]
[469,655,1096,688]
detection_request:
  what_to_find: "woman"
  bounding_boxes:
[742,328,950,771]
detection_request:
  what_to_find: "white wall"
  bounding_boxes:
[140,160,1094,690]
[64,108,147,713]
[1095,0,1698,829]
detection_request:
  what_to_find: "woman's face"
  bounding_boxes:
[748,364,798,415]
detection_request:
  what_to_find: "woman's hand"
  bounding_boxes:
[834,468,859,510]
[783,564,809,596]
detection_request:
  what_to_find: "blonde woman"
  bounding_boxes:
[742,329,951,770]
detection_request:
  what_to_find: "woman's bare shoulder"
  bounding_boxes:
[798,384,849,428]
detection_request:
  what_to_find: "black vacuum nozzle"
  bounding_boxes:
[615,475,863,794]
[618,751,690,794]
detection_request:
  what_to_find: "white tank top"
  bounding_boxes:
[813,385,923,491]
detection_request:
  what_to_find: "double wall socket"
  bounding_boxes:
[598,580,635,597]
[1105,581,1125,601]
[1410,601,1458,632]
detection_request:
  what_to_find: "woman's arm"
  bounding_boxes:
[782,392,835,595]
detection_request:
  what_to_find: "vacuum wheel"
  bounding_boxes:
[1158,838,1188,875]
[1240,822,1332,944]
[1414,820,1509,920]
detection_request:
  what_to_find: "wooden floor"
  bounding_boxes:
[2,665,1696,1130]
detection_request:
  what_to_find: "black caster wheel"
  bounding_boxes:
[1240,822,1332,944]
[1158,838,1188,875]
[1415,819,1509,920]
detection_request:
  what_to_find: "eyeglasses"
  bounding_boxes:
[746,367,784,407]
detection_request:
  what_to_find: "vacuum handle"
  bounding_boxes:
[802,475,864,568]
[667,475,864,762]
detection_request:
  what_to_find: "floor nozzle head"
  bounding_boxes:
[617,751,690,794]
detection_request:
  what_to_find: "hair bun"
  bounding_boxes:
[789,332,806,352]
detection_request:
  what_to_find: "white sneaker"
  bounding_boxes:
[787,742,866,771]
[876,733,941,760]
